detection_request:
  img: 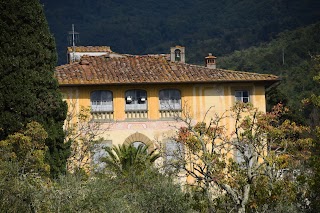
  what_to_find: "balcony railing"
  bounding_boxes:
[125,110,148,119]
[159,109,182,119]
[91,111,114,121]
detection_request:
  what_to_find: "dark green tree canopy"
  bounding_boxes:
[0,0,69,176]
[40,0,320,65]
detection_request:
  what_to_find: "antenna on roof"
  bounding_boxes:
[68,24,80,62]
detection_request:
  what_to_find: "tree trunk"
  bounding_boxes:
[238,205,246,213]
[237,184,250,213]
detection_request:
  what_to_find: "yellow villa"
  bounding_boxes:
[55,45,280,170]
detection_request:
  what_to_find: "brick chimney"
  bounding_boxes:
[205,53,217,69]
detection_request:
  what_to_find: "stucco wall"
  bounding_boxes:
[61,82,266,147]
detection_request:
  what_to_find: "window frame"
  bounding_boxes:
[131,141,147,149]
[125,89,148,111]
[159,89,182,110]
[92,140,112,172]
[165,140,184,170]
[90,90,113,112]
[233,143,254,167]
[235,90,250,103]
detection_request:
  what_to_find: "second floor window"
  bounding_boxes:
[159,89,181,110]
[91,90,113,112]
[235,90,249,103]
[125,89,147,111]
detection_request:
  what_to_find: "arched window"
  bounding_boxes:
[125,89,147,111]
[174,49,181,62]
[159,89,181,110]
[131,141,146,149]
[91,90,113,112]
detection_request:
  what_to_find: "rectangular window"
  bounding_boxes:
[165,141,184,170]
[234,144,254,167]
[159,89,181,110]
[235,90,250,103]
[91,90,113,112]
[92,140,112,172]
[125,89,147,111]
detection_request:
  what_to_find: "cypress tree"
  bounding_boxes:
[0,0,69,176]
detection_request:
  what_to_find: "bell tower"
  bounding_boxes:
[170,46,185,63]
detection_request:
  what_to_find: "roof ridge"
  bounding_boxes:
[174,62,277,77]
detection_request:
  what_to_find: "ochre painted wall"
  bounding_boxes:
[61,82,266,147]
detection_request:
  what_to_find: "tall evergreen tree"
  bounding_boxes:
[0,0,69,176]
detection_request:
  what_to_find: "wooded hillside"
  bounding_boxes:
[40,0,319,65]
[219,23,320,124]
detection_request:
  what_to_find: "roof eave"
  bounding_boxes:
[58,79,281,87]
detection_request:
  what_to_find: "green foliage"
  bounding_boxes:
[0,166,193,212]
[64,105,104,173]
[0,164,45,213]
[219,23,320,124]
[0,121,50,176]
[306,58,320,212]
[309,56,320,112]
[116,169,192,213]
[0,122,51,212]
[103,144,160,176]
[0,0,69,176]
[176,103,311,212]
[309,126,320,212]
[248,176,301,212]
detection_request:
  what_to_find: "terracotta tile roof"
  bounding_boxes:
[55,55,280,86]
[67,46,112,52]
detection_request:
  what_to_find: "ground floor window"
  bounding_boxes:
[92,140,112,171]
[165,140,184,170]
[131,141,147,149]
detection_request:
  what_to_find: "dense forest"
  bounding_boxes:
[219,23,320,124]
[40,0,320,65]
